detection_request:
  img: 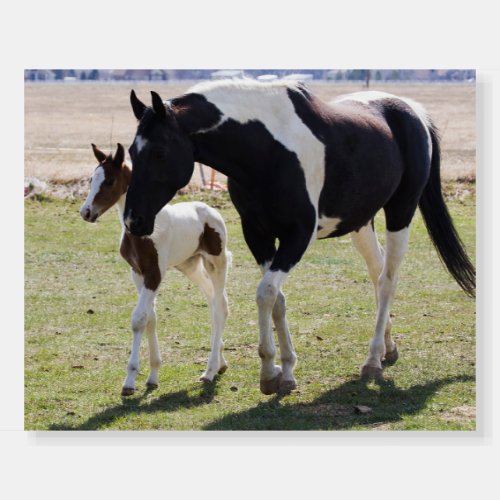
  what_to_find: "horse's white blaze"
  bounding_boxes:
[193,80,326,217]
[134,134,148,153]
[80,166,105,217]
[317,215,342,239]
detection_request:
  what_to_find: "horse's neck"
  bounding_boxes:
[187,83,302,182]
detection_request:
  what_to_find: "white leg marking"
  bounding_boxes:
[256,270,288,383]
[145,307,161,387]
[259,261,296,387]
[351,223,395,353]
[362,227,409,374]
[123,286,157,393]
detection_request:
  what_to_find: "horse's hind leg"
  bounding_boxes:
[202,250,231,381]
[361,227,410,380]
[350,221,397,362]
[177,255,226,382]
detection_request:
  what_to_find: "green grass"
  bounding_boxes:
[24,189,476,431]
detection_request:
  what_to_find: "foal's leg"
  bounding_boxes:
[361,227,410,380]
[350,222,397,362]
[144,302,161,389]
[122,272,159,396]
[201,252,230,381]
[177,256,227,381]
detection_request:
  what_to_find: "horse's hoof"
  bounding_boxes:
[145,382,158,390]
[121,387,135,396]
[260,372,283,395]
[278,379,297,395]
[360,365,384,381]
[383,345,399,365]
[218,364,228,375]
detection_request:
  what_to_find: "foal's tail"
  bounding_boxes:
[418,123,476,297]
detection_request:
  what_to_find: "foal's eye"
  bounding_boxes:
[103,178,114,187]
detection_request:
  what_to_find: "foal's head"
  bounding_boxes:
[124,90,194,236]
[80,143,131,222]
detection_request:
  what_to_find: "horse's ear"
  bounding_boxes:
[130,90,146,120]
[113,143,125,167]
[151,91,166,119]
[91,143,107,163]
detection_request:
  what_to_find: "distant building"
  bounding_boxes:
[257,74,278,81]
[283,73,314,82]
[211,70,245,80]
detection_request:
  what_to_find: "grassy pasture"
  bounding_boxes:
[25,189,475,431]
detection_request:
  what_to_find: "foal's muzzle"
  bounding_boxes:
[80,206,98,223]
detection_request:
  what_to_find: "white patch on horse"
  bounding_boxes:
[134,135,148,153]
[80,166,105,218]
[191,80,326,223]
[316,216,342,239]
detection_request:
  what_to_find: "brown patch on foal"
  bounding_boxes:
[198,224,222,255]
[120,234,161,290]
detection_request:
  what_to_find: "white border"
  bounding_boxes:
[5,1,499,498]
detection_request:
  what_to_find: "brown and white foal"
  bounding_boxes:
[80,143,231,396]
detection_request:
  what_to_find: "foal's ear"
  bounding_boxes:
[151,91,167,119]
[130,89,146,120]
[91,143,107,163]
[113,143,125,167]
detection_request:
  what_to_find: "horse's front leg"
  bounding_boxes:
[145,305,161,389]
[122,280,158,396]
[257,230,313,395]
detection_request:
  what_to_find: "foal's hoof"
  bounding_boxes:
[360,365,384,382]
[218,364,228,375]
[383,345,399,365]
[260,372,283,395]
[145,382,158,391]
[121,387,135,397]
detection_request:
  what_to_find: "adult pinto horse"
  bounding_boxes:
[124,80,475,395]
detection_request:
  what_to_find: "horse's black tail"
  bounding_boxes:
[418,123,476,297]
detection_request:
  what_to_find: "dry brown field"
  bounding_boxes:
[24,81,475,186]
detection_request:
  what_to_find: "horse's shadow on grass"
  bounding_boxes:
[49,379,220,431]
[49,373,474,431]
[203,373,474,430]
